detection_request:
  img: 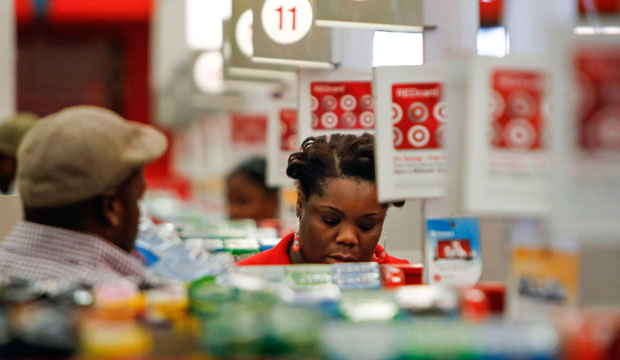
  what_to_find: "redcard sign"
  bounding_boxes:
[490,70,545,151]
[231,113,268,145]
[392,83,445,150]
[310,82,374,130]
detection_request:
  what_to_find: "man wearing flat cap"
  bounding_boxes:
[0,112,39,194]
[0,106,167,286]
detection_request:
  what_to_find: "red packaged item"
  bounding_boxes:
[390,263,423,285]
[380,265,406,288]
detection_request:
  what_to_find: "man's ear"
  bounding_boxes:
[296,191,305,219]
[101,191,122,227]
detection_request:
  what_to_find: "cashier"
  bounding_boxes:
[238,133,408,265]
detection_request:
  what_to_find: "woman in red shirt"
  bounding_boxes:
[238,133,408,266]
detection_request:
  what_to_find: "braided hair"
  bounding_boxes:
[286,133,404,207]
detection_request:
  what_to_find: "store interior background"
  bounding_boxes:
[0,0,619,307]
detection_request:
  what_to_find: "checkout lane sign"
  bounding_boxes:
[261,0,313,45]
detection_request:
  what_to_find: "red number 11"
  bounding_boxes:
[275,6,297,30]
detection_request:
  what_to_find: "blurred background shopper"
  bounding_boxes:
[0,106,167,286]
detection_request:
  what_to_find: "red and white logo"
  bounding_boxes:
[360,94,374,110]
[310,96,319,111]
[340,95,357,111]
[322,95,338,111]
[359,111,375,128]
[408,102,429,123]
[504,119,537,150]
[341,112,357,128]
[407,125,430,148]
[321,112,338,129]
[393,128,404,147]
[433,101,448,123]
[392,83,444,150]
[392,103,403,125]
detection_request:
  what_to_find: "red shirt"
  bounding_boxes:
[238,232,409,265]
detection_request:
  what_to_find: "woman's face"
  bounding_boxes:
[227,173,277,223]
[296,177,387,264]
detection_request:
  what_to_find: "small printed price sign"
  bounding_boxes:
[261,0,314,45]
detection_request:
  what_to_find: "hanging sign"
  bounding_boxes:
[374,64,448,201]
[315,0,428,32]
[267,100,298,187]
[425,217,482,286]
[462,56,551,216]
[552,35,620,240]
[298,69,373,141]
[227,0,295,81]
[252,0,336,68]
[231,113,268,146]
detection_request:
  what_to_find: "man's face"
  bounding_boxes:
[0,154,16,194]
[114,168,146,252]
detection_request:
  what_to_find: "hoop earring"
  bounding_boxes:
[293,232,300,252]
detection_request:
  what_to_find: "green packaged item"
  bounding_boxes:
[223,238,260,261]
[285,265,333,288]
[188,276,231,316]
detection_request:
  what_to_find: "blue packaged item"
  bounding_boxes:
[331,262,381,290]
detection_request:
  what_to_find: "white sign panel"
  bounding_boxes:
[315,0,427,32]
[374,64,448,201]
[298,69,374,141]
[462,56,551,216]
[267,99,298,187]
[552,35,620,240]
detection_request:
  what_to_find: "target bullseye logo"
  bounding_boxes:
[359,111,375,128]
[360,95,374,110]
[508,91,537,118]
[340,95,357,111]
[407,102,429,123]
[310,96,319,111]
[311,113,319,128]
[321,95,338,111]
[436,126,447,146]
[504,119,536,149]
[321,112,338,129]
[392,103,403,124]
[433,101,448,122]
[489,90,505,119]
[393,128,404,147]
[341,112,357,128]
[407,125,430,147]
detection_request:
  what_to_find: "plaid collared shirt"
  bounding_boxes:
[0,221,146,286]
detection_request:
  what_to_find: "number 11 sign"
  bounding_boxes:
[253,0,335,67]
[262,0,313,44]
